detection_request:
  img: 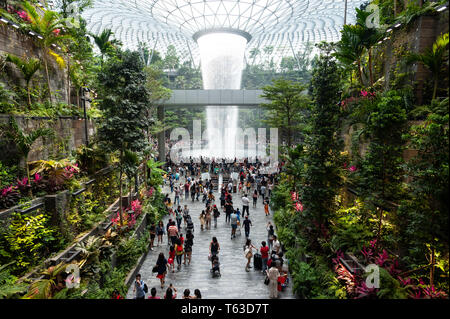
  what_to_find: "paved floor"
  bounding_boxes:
[126,177,295,299]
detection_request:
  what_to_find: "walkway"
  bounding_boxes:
[126,177,294,299]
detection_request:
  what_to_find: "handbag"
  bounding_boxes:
[264,275,270,285]
[152,266,158,273]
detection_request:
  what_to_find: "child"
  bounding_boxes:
[199,211,206,231]
[264,197,270,216]
[168,246,175,273]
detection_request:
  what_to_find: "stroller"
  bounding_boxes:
[210,254,221,277]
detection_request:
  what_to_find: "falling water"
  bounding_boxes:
[197,32,247,159]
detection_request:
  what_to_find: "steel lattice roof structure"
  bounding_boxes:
[80,0,367,65]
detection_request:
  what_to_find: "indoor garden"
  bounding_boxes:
[0,0,448,304]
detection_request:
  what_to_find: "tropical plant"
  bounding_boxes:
[23,262,67,299]
[5,54,41,107]
[91,28,121,65]
[0,263,28,299]
[29,159,79,191]
[0,117,53,188]
[407,33,449,99]
[17,1,72,103]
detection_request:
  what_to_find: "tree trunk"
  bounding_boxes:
[26,81,32,108]
[430,247,435,287]
[368,48,374,87]
[357,59,364,86]
[432,77,438,100]
[119,150,124,227]
[43,49,53,104]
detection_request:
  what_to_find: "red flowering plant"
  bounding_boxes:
[16,10,30,22]
[0,185,20,209]
[290,190,304,212]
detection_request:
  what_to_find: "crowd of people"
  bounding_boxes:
[129,156,288,299]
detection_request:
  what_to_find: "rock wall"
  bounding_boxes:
[0,23,69,103]
[0,114,96,165]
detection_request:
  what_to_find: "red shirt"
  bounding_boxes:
[260,246,269,259]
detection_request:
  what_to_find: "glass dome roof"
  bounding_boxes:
[81,0,367,65]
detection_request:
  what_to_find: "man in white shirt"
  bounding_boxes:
[242,194,250,216]
[272,235,281,254]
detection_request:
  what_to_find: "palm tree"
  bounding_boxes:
[1,117,53,188]
[5,54,41,107]
[334,24,365,85]
[408,33,449,100]
[91,28,120,65]
[20,1,71,104]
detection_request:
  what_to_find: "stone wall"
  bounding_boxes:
[0,114,96,165]
[0,23,69,103]
[381,11,449,104]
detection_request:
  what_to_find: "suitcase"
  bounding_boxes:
[253,253,263,270]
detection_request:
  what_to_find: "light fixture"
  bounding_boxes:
[437,5,447,12]
[383,37,389,41]
[29,31,36,36]
[37,35,43,39]
[11,23,20,29]
[0,17,8,24]
[386,28,392,32]
[394,23,401,28]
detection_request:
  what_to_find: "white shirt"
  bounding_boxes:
[273,240,281,253]
[242,196,250,206]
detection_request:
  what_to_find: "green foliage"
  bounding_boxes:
[0,263,28,299]
[260,78,311,147]
[2,212,59,273]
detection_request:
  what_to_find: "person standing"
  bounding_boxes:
[209,237,220,258]
[133,274,145,299]
[242,215,252,239]
[260,241,270,273]
[186,215,195,233]
[260,184,266,200]
[225,200,233,223]
[242,194,250,216]
[230,210,238,239]
[252,189,258,208]
[199,211,206,231]
[272,235,281,254]
[243,239,256,272]
[266,260,281,298]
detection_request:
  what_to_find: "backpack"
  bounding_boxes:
[143,282,148,293]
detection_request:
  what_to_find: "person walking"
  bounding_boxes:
[260,184,266,200]
[155,253,168,288]
[260,241,270,273]
[243,239,257,272]
[175,206,183,230]
[205,208,212,230]
[230,210,238,239]
[156,221,165,246]
[242,215,252,239]
[264,197,270,216]
[252,189,258,208]
[168,245,175,273]
[225,200,233,223]
[242,194,250,216]
[209,237,220,259]
[174,186,180,206]
[149,222,156,250]
[174,238,184,271]
[186,215,195,233]
[133,274,146,299]
[213,205,220,228]
[167,221,179,246]
[267,222,275,250]
[183,205,189,227]
[272,235,281,254]
[199,211,206,231]
[267,260,281,298]
[184,230,194,265]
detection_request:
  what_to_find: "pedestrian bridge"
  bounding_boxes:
[159,89,267,107]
